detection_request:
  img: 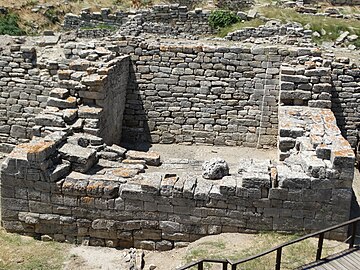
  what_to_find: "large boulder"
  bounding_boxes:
[202,158,229,180]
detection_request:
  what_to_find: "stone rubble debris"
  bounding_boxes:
[202,158,230,180]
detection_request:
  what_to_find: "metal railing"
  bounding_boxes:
[177,216,360,270]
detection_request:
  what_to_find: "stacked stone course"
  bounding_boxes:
[0,45,56,151]
[64,5,213,38]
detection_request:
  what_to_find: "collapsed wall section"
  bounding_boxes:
[0,40,130,150]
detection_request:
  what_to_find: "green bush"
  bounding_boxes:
[209,9,240,29]
[0,13,25,36]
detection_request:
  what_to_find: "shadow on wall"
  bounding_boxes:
[121,63,152,151]
[350,189,360,244]
[331,87,348,144]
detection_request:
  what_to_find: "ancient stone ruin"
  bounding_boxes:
[0,3,359,251]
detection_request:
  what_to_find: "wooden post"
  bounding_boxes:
[275,247,282,270]
[350,220,358,249]
[316,233,324,261]
[198,262,203,270]
[222,262,228,270]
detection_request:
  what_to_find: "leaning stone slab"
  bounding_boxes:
[194,179,212,200]
[183,174,197,198]
[59,143,97,173]
[160,174,178,196]
[106,144,127,157]
[125,150,161,166]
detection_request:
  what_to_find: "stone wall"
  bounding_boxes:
[225,21,313,46]
[64,5,213,37]
[119,41,323,148]
[0,108,354,249]
[0,45,57,152]
[280,57,360,149]
[330,58,360,148]
[0,40,130,152]
[215,0,254,10]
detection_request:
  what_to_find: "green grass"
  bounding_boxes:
[0,13,25,35]
[260,7,360,45]
[0,228,69,270]
[182,232,347,270]
[216,6,360,46]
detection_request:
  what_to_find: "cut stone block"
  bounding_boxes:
[49,88,69,99]
[47,97,77,109]
[35,114,65,127]
[59,143,97,173]
[106,144,127,157]
[78,106,103,119]
[125,150,161,166]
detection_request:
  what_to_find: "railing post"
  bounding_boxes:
[198,261,203,270]
[275,247,282,270]
[231,264,237,270]
[222,262,228,270]
[316,232,324,261]
[350,220,358,249]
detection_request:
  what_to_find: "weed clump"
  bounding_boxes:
[0,13,25,35]
[209,9,240,29]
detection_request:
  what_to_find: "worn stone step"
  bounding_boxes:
[47,96,77,109]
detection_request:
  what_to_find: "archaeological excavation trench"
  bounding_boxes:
[0,3,359,251]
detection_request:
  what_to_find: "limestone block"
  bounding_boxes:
[49,88,69,99]
[202,158,229,180]
[35,114,65,127]
[106,144,127,157]
[47,97,77,109]
[125,150,160,166]
[278,164,311,189]
[59,143,97,173]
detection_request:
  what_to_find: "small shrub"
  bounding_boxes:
[44,8,61,24]
[209,9,240,29]
[0,13,25,35]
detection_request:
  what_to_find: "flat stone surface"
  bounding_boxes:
[126,150,161,166]
[59,143,97,173]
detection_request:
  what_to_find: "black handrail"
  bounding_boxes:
[177,216,360,270]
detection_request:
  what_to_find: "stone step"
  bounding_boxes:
[78,105,103,119]
[47,96,77,109]
[59,143,98,173]
[35,113,65,127]
[49,88,69,99]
